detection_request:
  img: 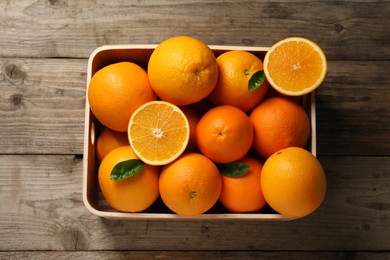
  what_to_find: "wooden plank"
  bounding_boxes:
[0,1,388,60]
[0,251,389,260]
[317,61,390,156]
[1,59,389,156]
[0,155,389,251]
[0,58,87,154]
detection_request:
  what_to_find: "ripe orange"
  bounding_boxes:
[159,153,222,216]
[219,157,266,213]
[180,105,201,152]
[250,97,310,159]
[88,62,156,132]
[264,37,327,96]
[128,101,190,166]
[98,146,160,212]
[96,127,129,163]
[261,147,326,217]
[148,36,218,105]
[208,50,269,112]
[196,105,253,164]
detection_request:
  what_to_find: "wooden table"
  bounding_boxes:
[1,1,389,259]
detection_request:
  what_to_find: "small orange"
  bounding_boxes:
[159,153,222,216]
[264,37,327,96]
[250,97,310,159]
[219,157,266,213]
[128,101,190,166]
[196,105,253,164]
[209,50,269,112]
[261,147,326,217]
[96,127,129,163]
[180,105,201,152]
[148,36,218,105]
[98,146,160,212]
[88,62,156,132]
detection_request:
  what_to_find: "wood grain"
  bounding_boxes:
[0,58,86,154]
[1,59,389,156]
[1,155,389,251]
[0,251,389,260]
[0,1,388,60]
[317,61,390,156]
[1,0,389,256]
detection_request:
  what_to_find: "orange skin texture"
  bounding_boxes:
[159,153,222,216]
[261,147,327,217]
[98,146,160,213]
[96,127,129,163]
[219,157,266,213]
[148,36,218,106]
[265,85,302,104]
[250,97,310,159]
[209,50,269,112]
[196,105,254,164]
[88,62,156,132]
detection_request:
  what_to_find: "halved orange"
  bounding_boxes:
[128,101,190,166]
[264,37,327,96]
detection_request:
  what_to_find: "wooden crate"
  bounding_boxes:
[82,45,316,220]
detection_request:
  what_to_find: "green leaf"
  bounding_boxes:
[248,70,265,91]
[220,162,251,177]
[110,159,145,181]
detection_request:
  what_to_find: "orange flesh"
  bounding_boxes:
[267,41,324,92]
[129,102,189,165]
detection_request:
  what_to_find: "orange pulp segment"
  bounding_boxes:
[128,101,190,166]
[264,37,327,96]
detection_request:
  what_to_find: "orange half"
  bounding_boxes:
[264,37,327,96]
[128,101,190,166]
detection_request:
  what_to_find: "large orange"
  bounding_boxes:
[264,37,327,96]
[159,153,222,216]
[208,50,269,112]
[88,62,156,132]
[96,126,129,163]
[148,36,218,105]
[261,147,326,217]
[128,101,190,166]
[219,157,266,213]
[196,105,253,164]
[250,97,310,159]
[98,146,160,212]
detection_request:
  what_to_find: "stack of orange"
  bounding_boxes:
[88,35,327,218]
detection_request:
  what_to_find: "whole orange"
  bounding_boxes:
[159,153,222,216]
[209,50,269,112]
[180,105,201,152]
[96,127,129,163]
[250,97,310,159]
[196,105,253,163]
[148,36,218,105]
[261,147,326,217]
[88,62,156,132]
[219,157,266,213]
[98,146,160,212]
